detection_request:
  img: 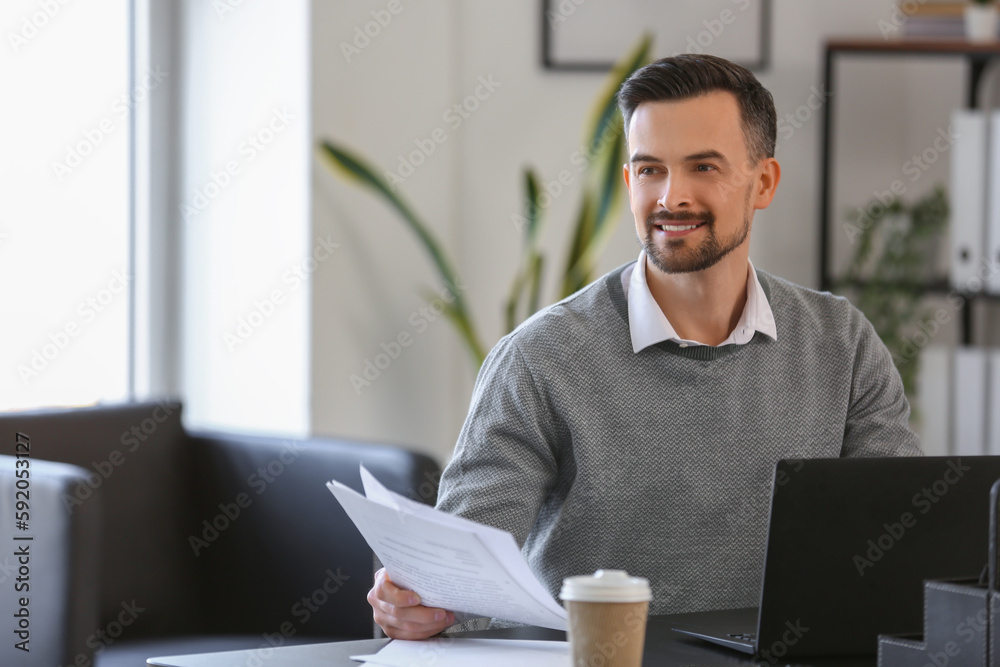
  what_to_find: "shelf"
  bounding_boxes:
[831,278,1000,302]
[826,37,1000,56]
[818,38,1000,345]
[831,277,953,293]
[830,277,1000,299]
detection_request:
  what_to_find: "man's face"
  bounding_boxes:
[623,91,769,275]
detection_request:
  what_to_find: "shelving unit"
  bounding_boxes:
[818,38,1000,345]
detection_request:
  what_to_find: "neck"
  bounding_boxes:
[645,249,750,346]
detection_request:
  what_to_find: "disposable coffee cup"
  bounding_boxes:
[560,570,651,667]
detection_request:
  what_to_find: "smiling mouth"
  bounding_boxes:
[656,222,706,232]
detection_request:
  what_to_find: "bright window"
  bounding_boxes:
[0,0,131,410]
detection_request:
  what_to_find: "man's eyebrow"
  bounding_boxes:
[684,149,729,164]
[629,149,732,164]
[629,152,660,164]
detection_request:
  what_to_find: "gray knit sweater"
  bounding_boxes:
[436,262,921,617]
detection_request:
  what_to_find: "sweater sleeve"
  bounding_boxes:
[434,333,561,549]
[841,312,923,458]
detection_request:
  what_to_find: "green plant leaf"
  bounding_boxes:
[560,192,596,297]
[570,128,627,285]
[836,184,949,402]
[527,253,544,316]
[561,33,650,299]
[593,128,625,226]
[524,169,542,247]
[582,33,652,158]
[318,140,485,366]
[504,263,527,334]
[504,169,548,333]
[438,300,487,367]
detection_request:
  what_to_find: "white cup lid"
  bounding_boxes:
[560,569,652,603]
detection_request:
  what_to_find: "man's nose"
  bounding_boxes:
[657,173,693,209]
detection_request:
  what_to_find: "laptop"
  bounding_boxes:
[668,456,1000,659]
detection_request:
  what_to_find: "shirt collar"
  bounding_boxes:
[623,251,777,353]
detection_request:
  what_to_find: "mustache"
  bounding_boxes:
[646,210,715,226]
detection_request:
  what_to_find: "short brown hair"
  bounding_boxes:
[617,54,776,164]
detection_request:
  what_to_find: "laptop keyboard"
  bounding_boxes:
[727,633,757,642]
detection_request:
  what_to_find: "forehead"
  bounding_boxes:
[627,91,745,158]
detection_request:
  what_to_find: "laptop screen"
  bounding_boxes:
[756,456,1000,656]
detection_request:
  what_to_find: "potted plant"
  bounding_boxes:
[965,0,998,41]
[836,186,949,404]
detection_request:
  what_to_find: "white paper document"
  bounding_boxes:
[351,638,570,667]
[326,466,568,630]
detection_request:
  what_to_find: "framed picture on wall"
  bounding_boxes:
[542,0,772,72]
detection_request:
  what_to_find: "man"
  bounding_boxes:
[368,54,921,640]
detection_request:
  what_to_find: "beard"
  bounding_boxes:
[641,186,753,275]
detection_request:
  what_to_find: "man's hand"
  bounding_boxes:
[369,568,456,639]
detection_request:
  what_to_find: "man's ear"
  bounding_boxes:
[622,163,634,212]
[753,157,781,210]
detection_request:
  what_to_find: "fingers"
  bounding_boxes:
[368,568,455,640]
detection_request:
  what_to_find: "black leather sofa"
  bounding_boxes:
[0,402,440,667]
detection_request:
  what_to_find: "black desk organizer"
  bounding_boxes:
[879,480,1000,666]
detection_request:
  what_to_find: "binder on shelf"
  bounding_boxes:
[988,112,1000,294]
[989,350,1000,456]
[950,110,987,292]
[952,346,987,456]
[917,346,951,456]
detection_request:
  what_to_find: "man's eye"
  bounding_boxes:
[696,164,716,172]
[638,167,657,175]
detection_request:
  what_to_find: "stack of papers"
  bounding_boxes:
[326,467,568,630]
[351,638,570,667]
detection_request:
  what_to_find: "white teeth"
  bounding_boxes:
[658,224,700,231]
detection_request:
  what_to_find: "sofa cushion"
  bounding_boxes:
[187,433,439,640]
[0,402,203,638]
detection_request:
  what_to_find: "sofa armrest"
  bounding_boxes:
[0,455,101,667]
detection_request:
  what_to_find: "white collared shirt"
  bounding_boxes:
[622,251,778,353]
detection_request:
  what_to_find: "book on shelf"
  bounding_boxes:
[952,346,987,456]
[949,108,1000,294]
[899,1,965,38]
[950,109,987,291]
